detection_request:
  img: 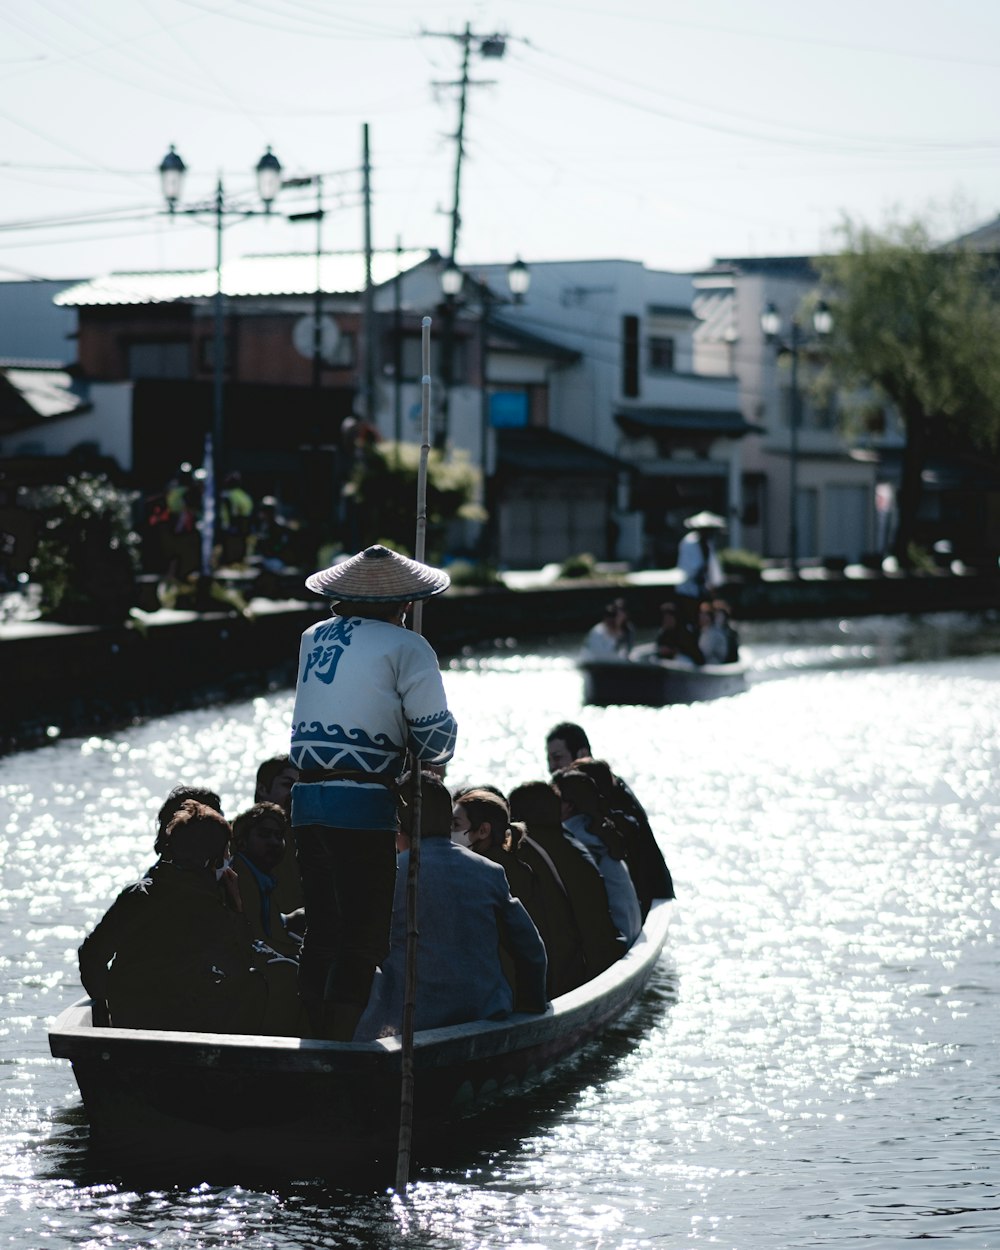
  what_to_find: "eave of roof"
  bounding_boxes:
[55,249,433,308]
[615,407,761,438]
[496,427,628,475]
[488,317,580,363]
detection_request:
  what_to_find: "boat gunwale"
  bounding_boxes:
[48,899,673,1075]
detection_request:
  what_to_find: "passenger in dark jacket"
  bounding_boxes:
[79,801,265,1034]
[453,787,586,998]
[355,774,547,1041]
[508,781,625,980]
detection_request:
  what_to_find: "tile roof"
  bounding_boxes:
[55,250,433,307]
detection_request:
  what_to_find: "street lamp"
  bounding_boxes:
[438,259,532,558]
[760,299,832,574]
[157,144,283,576]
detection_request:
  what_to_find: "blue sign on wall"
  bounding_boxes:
[489,391,529,428]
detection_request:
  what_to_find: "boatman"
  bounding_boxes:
[289,544,457,1041]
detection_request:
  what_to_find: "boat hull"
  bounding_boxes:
[49,899,672,1180]
[580,654,747,706]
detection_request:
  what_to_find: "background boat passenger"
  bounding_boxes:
[544,722,674,903]
[288,545,457,1041]
[508,781,623,981]
[655,600,703,667]
[354,774,547,1042]
[78,801,265,1034]
[581,598,634,658]
[551,770,643,947]
[231,802,307,1036]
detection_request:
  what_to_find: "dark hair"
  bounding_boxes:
[456,783,509,811]
[255,755,294,794]
[397,772,453,839]
[552,769,625,860]
[545,722,591,756]
[163,800,231,870]
[455,789,511,850]
[232,801,287,851]
[572,757,617,805]
[155,785,222,855]
[508,781,561,828]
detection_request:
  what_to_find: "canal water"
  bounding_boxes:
[1,615,998,1248]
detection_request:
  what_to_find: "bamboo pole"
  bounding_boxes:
[394,315,433,1193]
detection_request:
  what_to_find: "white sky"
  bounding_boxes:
[0,0,998,283]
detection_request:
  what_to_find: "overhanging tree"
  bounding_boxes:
[816,217,1000,561]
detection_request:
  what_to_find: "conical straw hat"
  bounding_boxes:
[304,544,450,602]
[683,510,726,530]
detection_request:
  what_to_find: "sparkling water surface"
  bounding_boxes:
[1,616,998,1248]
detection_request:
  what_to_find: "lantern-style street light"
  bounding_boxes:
[760,300,833,574]
[157,144,284,576]
[438,258,532,558]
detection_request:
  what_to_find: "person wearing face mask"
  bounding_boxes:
[354,774,547,1041]
[78,801,266,1033]
[230,801,307,1037]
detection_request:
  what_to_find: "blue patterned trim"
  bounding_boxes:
[290,721,402,775]
[408,711,457,764]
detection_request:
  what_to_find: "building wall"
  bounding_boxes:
[0,382,133,470]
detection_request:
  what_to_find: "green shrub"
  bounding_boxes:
[26,473,140,623]
[719,547,765,576]
[557,552,598,580]
[445,559,503,588]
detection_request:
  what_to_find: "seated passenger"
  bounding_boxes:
[152,784,223,859]
[544,721,674,903]
[508,780,623,981]
[655,600,702,667]
[571,757,668,919]
[698,600,731,665]
[355,774,548,1041]
[711,598,740,663]
[581,599,633,659]
[254,754,303,917]
[453,787,581,1001]
[231,801,307,1037]
[79,801,265,1034]
[551,770,643,947]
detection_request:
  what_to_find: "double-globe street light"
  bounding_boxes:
[439,258,531,557]
[158,144,284,572]
[760,299,833,574]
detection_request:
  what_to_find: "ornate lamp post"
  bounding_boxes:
[438,258,531,558]
[761,299,832,574]
[157,144,283,574]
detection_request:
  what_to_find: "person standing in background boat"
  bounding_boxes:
[545,722,674,902]
[355,774,547,1041]
[288,545,457,1041]
[675,511,726,633]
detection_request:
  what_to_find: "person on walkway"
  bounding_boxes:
[355,774,547,1040]
[288,544,457,1040]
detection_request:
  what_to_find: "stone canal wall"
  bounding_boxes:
[1,569,997,754]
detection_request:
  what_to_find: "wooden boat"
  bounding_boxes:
[48,898,672,1182]
[579,649,747,707]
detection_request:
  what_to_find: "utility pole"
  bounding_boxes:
[362,123,376,424]
[422,25,510,447]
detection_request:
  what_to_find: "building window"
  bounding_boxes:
[647,335,675,373]
[126,341,192,379]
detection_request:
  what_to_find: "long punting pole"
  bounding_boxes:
[394,315,433,1193]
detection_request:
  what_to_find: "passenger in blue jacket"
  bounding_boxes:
[354,774,548,1041]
